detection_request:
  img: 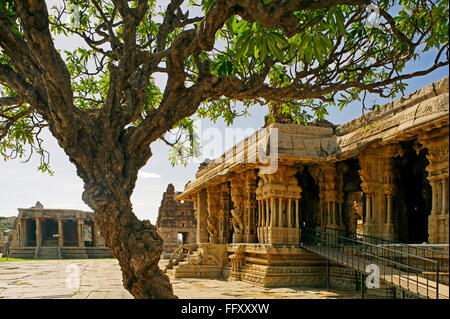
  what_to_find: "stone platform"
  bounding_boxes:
[8,246,113,259]
[168,243,360,289]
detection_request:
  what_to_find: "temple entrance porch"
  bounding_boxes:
[8,205,112,259]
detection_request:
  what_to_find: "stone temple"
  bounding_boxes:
[156,184,197,258]
[167,77,449,296]
[7,202,112,259]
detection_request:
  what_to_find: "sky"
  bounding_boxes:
[0,1,448,223]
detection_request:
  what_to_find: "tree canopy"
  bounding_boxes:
[0,0,448,298]
[1,0,448,170]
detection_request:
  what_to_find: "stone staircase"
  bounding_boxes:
[165,244,198,276]
[35,246,60,259]
[165,244,227,279]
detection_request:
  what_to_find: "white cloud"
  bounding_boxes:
[138,171,161,179]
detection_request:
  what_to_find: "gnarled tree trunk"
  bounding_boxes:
[65,119,177,299]
[82,177,176,299]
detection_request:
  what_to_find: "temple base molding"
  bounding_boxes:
[167,243,372,289]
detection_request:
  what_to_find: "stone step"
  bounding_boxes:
[36,247,59,259]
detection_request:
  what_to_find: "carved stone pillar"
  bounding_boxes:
[35,217,42,248]
[77,218,85,248]
[270,198,276,227]
[219,182,232,244]
[257,200,261,242]
[196,189,209,244]
[255,164,302,246]
[287,198,292,228]
[419,132,449,244]
[57,219,64,248]
[309,166,326,230]
[382,149,398,240]
[18,218,25,247]
[359,144,403,240]
[244,170,258,243]
[230,175,246,243]
[322,164,338,230]
[207,186,221,244]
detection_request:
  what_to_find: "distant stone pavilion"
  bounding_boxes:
[8,202,112,259]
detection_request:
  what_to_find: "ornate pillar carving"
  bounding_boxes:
[310,163,346,232]
[230,175,245,243]
[287,198,292,228]
[196,189,209,244]
[418,132,449,244]
[270,198,276,227]
[244,170,258,243]
[382,147,399,240]
[359,144,403,240]
[255,164,302,246]
[206,186,221,244]
[322,164,338,230]
[219,182,232,244]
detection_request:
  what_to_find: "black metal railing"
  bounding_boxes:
[324,227,449,282]
[300,227,448,299]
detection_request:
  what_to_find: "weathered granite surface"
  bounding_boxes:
[0,259,387,299]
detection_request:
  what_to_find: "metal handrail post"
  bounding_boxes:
[436,261,440,299]
[327,260,330,291]
[361,272,365,299]
[407,254,409,291]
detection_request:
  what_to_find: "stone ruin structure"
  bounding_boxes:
[156,184,197,257]
[168,77,449,288]
[8,202,112,259]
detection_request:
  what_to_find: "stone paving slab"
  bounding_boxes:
[0,259,385,299]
